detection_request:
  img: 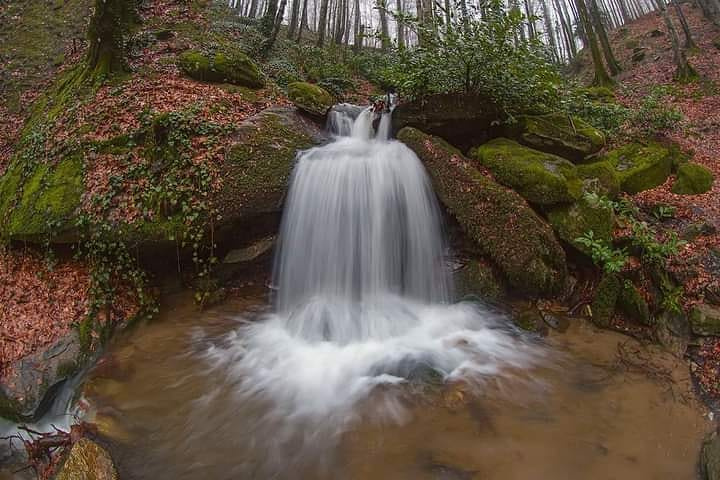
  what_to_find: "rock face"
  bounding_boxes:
[603,143,673,194]
[591,274,620,327]
[392,93,504,150]
[689,303,720,336]
[287,82,334,118]
[469,138,582,206]
[672,163,714,195]
[546,198,614,255]
[0,331,80,421]
[398,127,567,295]
[453,259,505,303]
[702,432,720,480]
[55,439,118,480]
[508,113,606,162]
[177,48,264,88]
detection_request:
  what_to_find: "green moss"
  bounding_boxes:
[399,127,567,296]
[454,260,505,302]
[287,82,334,118]
[514,309,543,332]
[617,280,652,326]
[177,48,264,88]
[604,142,673,194]
[671,163,713,195]
[547,197,614,256]
[577,160,621,198]
[580,86,616,103]
[510,112,606,162]
[0,390,24,422]
[591,273,621,328]
[469,138,582,205]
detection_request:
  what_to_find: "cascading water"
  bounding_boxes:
[202,104,545,475]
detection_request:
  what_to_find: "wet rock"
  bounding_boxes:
[55,438,118,480]
[513,307,548,334]
[655,311,690,356]
[546,197,614,257]
[392,93,503,151]
[469,138,583,206]
[591,274,621,328]
[617,280,652,326]
[671,163,714,195]
[287,82,335,119]
[0,331,81,422]
[398,127,567,296]
[690,303,720,336]
[507,113,606,162]
[223,235,276,264]
[702,431,720,480]
[177,48,264,88]
[603,142,675,194]
[453,259,505,303]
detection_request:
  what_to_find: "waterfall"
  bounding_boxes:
[202,104,544,474]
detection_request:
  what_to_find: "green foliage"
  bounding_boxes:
[627,86,683,137]
[263,59,302,88]
[287,44,352,84]
[661,284,684,315]
[629,220,684,265]
[561,87,630,135]
[374,1,562,115]
[651,204,676,221]
[575,230,628,273]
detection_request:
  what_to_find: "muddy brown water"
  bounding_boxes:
[81,284,711,480]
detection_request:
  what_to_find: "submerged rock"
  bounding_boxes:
[287,82,334,119]
[55,438,118,480]
[392,93,503,151]
[177,48,264,88]
[671,163,714,195]
[398,127,567,296]
[603,143,674,194]
[469,138,582,206]
[508,113,606,162]
[546,197,614,256]
[690,303,720,336]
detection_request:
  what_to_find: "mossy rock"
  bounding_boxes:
[177,48,264,89]
[287,82,334,118]
[617,280,652,326]
[546,198,614,256]
[56,438,118,480]
[689,303,720,336]
[591,274,621,328]
[671,163,713,195]
[508,113,606,162]
[0,154,83,241]
[454,260,505,303]
[577,160,621,198]
[702,432,720,480]
[469,138,583,206]
[604,143,673,194]
[398,127,567,296]
[580,86,616,103]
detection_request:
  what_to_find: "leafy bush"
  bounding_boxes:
[627,86,683,137]
[264,59,302,88]
[287,44,352,84]
[318,77,355,97]
[575,230,628,273]
[562,88,630,135]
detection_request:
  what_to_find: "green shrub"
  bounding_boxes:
[264,59,302,88]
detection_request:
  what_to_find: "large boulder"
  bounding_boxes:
[392,93,504,151]
[287,82,334,119]
[577,160,621,198]
[671,163,713,195]
[508,113,606,162]
[398,127,567,295]
[55,438,118,480]
[469,138,582,206]
[177,48,264,89]
[689,303,720,336]
[603,143,674,194]
[546,197,614,256]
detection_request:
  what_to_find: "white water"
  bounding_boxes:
[202,105,545,473]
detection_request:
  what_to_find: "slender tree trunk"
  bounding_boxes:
[524,0,537,38]
[554,0,577,57]
[377,0,391,50]
[317,0,330,45]
[540,0,559,61]
[261,0,279,35]
[576,0,614,85]
[654,0,696,80]
[589,0,622,74]
[288,0,301,37]
[296,0,308,39]
[86,0,138,75]
[396,0,406,49]
[353,0,362,50]
[671,0,697,48]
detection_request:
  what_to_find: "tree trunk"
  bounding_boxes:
[396,0,406,49]
[353,0,362,50]
[554,0,577,57]
[288,0,301,38]
[317,0,330,45]
[671,0,697,48]
[576,0,614,85]
[86,0,137,75]
[655,0,696,80]
[377,0,391,50]
[261,0,279,35]
[540,0,559,61]
[524,0,537,38]
[589,0,622,74]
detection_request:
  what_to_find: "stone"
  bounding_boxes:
[469,138,583,206]
[690,303,720,336]
[546,197,614,256]
[617,280,652,326]
[671,163,714,195]
[177,48,264,88]
[591,274,621,328]
[577,160,621,198]
[398,127,567,296]
[223,235,276,264]
[604,143,674,194]
[702,432,720,480]
[287,82,334,119]
[453,259,505,303]
[508,113,606,162]
[55,439,118,480]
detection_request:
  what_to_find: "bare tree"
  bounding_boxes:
[589,0,621,74]
[377,0,391,50]
[575,0,614,85]
[317,0,330,45]
[670,0,697,48]
[654,0,696,81]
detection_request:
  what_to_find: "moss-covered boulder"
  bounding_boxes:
[287,82,334,118]
[454,259,505,303]
[0,155,83,242]
[398,127,567,295]
[392,93,504,151]
[689,303,720,336]
[508,113,606,162]
[177,48,264,89]
[671,163,713,195]
[577,160,621,198]
[591,273,621,327]
[604,143,674,194]
[469,138,582,206]
[617,280,652,326]
[546,198,614,256]
[56,438,118,480]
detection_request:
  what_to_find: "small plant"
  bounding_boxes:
[627,86,683,137]
[651,204,676,221]
[661,284,684,314]
[575,230,629,274]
